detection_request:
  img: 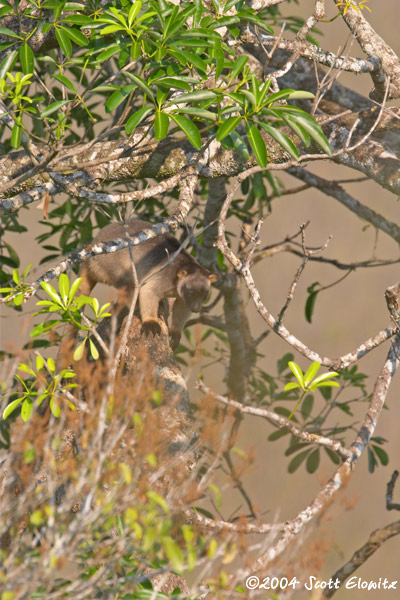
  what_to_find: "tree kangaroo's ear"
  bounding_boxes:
[177,268,188,279]
[208,273,218,283]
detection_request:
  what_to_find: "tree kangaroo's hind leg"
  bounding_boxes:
[139,281,168,337]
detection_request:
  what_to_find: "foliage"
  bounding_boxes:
[0,0,330,162]
[0,0,398,597]
[2,354,76,421]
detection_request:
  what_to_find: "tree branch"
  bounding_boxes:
[198,381,353,461]
[235,335,400,580]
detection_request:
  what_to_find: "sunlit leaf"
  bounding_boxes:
[169,114,201,149]
[246,123,267,168]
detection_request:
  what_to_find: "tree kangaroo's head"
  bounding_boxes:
[177,267,218,312]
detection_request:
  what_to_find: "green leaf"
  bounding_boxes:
[41,100,70,118]
[0,27,22,39]
[305,289,319,323]
[12,268,20,284]
[288,449,310,473]
[13,292,24,306]
[23,264,32,278]
[3,397,23,419]
[163,536,184,573]
[50,397,60,418]
[216,116,242,142]
[229,130,250,159]
[287,90,315,100]
[209,15,240,29]
[154,110,169,140]
[125,106,153,134]
[55,27,73,57]
[259,122,299,159]
[288,361,305,390]
[241,90,257,107]
[268,428,289,441]
[257,78,272,107]
[325,447,341,465]
[284,382,300,391]
[147,489,169,512]
[60,14,93,25]
[215,42,225,79]
[277,353,294,374]
[193,0,203,26]
[174,107,217,121]
[226,55,248,82]
[266,89,295,104]
[155,77,191,91]
[58,273,70,303]
[310,381,339,390]
[246,123,267,168]
[18,363,35,376]
[63,26,89,47]
[303,361,321,387]
[21,399,33,422]
[0,49,18,80]
[68,277,82,302]
[309,371,339,387]
[105,85,135,113]
[169,90,217,105]
[53,73,76,93]
[19,43,34,75]
[128,0,142,26]
[11,123,21,149]
[73,339,86,361]
[306,449,320,473]
[170,49,207,73]
[125,72,155,102]
[100,24,126,35]
[169,113,201,149]
[291,115,331,154]
[373,445,389,466]
[97,44,122,62]
[89,339,99,360]
[40,281,62,305]
[283,114,311,147]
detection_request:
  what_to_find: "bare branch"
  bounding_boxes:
[187,509,284,535]
[197,381,353,461]
[386,470,400,511]
[216,179,398,368]
[1,170,199,304]
[277,225,331,324]
[235,335,400,580]
[323,519,400,598]
[287,166,400,244]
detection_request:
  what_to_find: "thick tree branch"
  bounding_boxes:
[1,171,199,303]
[336,0,400,100]
[287,166,400,243]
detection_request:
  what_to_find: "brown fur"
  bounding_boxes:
[60,219,217,365]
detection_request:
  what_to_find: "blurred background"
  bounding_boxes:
[1,1,399,597]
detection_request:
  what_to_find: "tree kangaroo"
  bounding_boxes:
[60,219,217,365]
